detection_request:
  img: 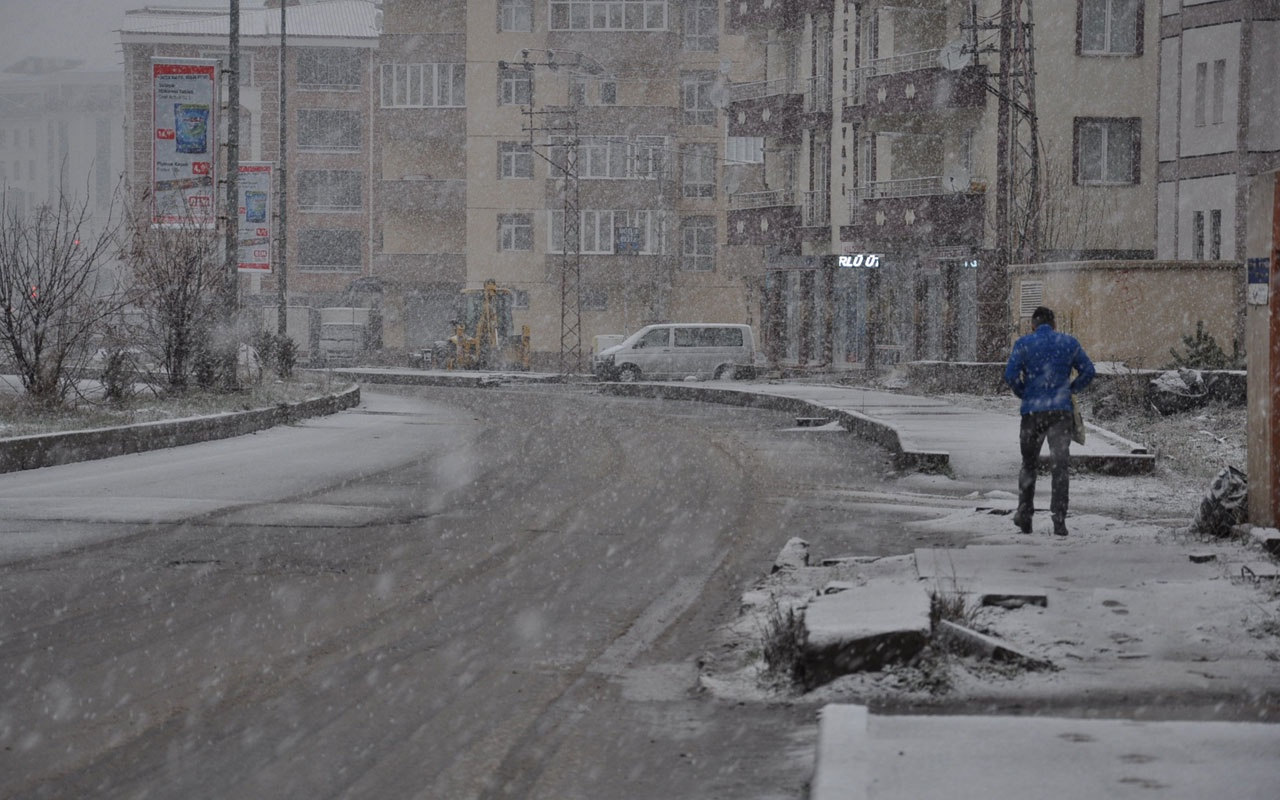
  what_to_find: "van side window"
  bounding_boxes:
[637,329,669,348]
[674,328,696,347]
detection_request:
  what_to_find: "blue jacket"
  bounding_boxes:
[1004,324,1096,414]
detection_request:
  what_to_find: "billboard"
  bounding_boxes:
[237,163,272,273]
[152,59,218,226]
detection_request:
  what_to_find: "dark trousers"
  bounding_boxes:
[1018,410,1073,523]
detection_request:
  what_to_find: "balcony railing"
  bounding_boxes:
[852,176,947,201]
[729,74,832,111]
[848,48,942,105]
[729,189,794,210]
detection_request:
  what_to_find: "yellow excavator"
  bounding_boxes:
[444,279,531,371]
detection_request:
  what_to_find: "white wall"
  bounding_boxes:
[1178,23,1240,157]
[1176,173,1236,260]
[1248,21,1280,152]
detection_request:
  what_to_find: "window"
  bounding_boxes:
[684,0,718,51]
[297,109,361,151]
[298,171,361,211]
[500,68,533,106]
[682,144,717,198]
[499,0,533,32]
[499,141,534,179]
[674,327,742,347]
[682,72,716,126]
[381,64,465,108]
[1212,59,1226,125]
[1210,209,1222,260]
[569,79,587,107]
[1193,211,1205,260]
[1079,0,1140,56]
[600,81,617,105]
[297,48,363,89]
[512,289,530,309]
[681,216,715,271]
[549,209,665,254]
[1194,62,1207,127]
[726,136,764,164]
[298,230,362,272]
[1074,117,1139,185]
[550,1,668,31]
[551,135,666,179]
[498,213,533,251]
[582,286,608,311]
[580,137,629,178]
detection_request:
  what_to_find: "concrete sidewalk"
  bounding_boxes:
[597,380,1154,478]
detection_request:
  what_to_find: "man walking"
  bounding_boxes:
[1003,306,1095,536]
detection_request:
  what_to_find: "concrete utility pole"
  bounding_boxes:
[276,0,288,337]
[1246,171,1280,526]
[221,0,242,388]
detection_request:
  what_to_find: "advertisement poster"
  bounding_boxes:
[152,59,218,226]
[237,163,272,273]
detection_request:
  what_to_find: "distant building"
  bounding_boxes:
[120,1,381,363]
[0,57,124,233]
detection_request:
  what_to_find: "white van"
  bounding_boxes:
[593,323,758,382]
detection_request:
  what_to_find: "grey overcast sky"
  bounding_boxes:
[0,1,267,72]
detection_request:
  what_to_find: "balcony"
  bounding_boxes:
[841,177,986,244]
[727,190,801,247]
[727,0,834,32]
[728,75,831,138]
[844,49,986,122]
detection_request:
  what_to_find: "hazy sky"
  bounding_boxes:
[0,1,267,71]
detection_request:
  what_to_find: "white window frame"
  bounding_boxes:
[499,68,533,106]
[683,0,718,51]
[549,209,666,254]
[681,216,715,271]
[682,72,716,126]
[549,1,668,32]
[499,0,533,32]
[1079,0,1139,56]
[499,141,534,179]
[499,213,534,251]
[725,136,764,164]
[381,64,465,108]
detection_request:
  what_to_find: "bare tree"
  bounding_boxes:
[121,201,225,394]
[0,192,123,408]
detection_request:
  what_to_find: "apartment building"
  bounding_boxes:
[0,58,123,236]
[457,0,759,369]
[120,1,381,361]
[726,0,1164,369]
[1157,0,1280,262]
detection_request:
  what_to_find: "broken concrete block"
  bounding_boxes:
[935,620,1053,670]
[773,537,810,572]
[979,589,1048,609]
[800,581,932,688]
[1187,552,1217,564]
[1250,527,1280,557]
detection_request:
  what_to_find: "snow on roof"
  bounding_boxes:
[121,1,380,43]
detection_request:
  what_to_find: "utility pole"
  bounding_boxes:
[276,0,288,337]
[974,0,1039,360]
[504,50,602,374]
[221,0,242,388]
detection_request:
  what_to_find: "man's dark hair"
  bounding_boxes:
[1031,306,1055,329]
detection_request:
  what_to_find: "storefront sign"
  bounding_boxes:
[152,59,218,227]
[838,253,882,268]
[237,163,272,273]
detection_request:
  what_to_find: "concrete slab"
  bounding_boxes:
[812,705,1280,800]
[802,580,932,687]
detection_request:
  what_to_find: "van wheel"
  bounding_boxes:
[618,365,641,382]
[713,365,734,381]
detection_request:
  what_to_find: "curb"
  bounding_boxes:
[0,385,361,474]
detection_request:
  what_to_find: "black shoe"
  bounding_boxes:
[1052,518,1068,537]
[1013,510,1033,534]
